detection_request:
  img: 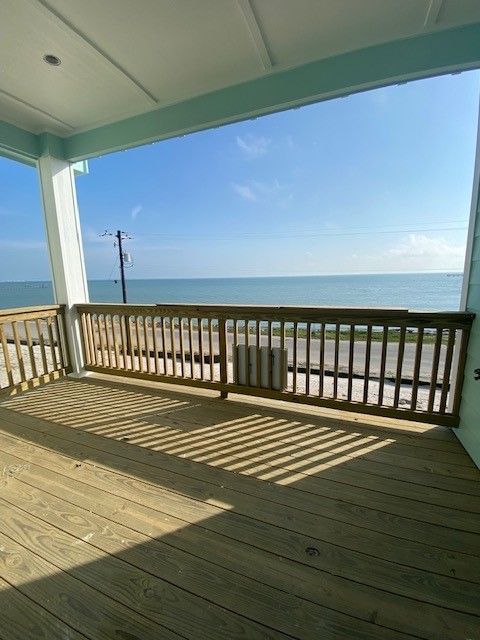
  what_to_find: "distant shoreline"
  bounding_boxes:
[0,270,463,285]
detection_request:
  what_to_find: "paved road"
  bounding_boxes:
[233,334,442,383]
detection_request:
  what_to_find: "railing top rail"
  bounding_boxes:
[75,302,474,327]
[0,304,64,320]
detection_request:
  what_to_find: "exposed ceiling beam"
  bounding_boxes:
[64,22,480,162]
[0,87,74,131]
[424,0,444,28]
[33,0,158,105]
[237,0,272,71]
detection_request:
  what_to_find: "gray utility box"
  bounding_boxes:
[233,345,287,391]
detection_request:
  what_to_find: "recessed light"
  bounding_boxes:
[43,54,61,66]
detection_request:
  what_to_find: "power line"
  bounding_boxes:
[134,224,467,241]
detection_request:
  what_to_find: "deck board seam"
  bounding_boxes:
[26,376,463,442]
[0,518,196,640]
[0,571,93,640]
[3,481,480,640]
[4,440,480,607]
[81,376,459,438]
[0,418,479,544]
[0,405,477,504]
[0,491,431,640]
[1,408,478,522]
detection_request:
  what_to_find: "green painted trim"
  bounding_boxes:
[38,132,66,159]
[64,22,480,161]
[2,22,480,163]
[72,160,89,176]
[0,121,39,164]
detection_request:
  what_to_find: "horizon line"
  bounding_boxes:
[0,269,464,284]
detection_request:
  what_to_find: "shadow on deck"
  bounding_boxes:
[0,375,479,639]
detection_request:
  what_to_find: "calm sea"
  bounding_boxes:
[0,273,463,311]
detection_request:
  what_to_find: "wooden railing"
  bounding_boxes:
[76,303,474,426]
[0,305,70,394]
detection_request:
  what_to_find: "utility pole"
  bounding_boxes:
[101,230,132,303]
[116,229,128,303]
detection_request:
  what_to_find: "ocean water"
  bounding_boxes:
[0,273,463,311]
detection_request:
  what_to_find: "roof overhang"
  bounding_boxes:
[2,21,480,165]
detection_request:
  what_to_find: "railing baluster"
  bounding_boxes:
[170,317,177,376]
[333,323,340,399]
[46,316,58,370]
[218,318,228,389]
[36,319,48,374]
[135,316,144,372]
[208,319,214,381]
[161,317,168,374]
[85,313,95,366]
[54,313,68,370]
[112,315,120,369]
[452,328,470,417]
[318,322,325,398]
[280,320,285,390]
[305,322,311,396]
[188,317,194,378]
[143,316,152,373]
[378,325,388,406]
[198,318,205,380]
[393,325,406,408]
[410,327,424,410]
[127,316,136,371]
[363,325,372,404]
[80,312,91,365]
[347,324,355,401]
[0,323,14,387]
[439,328,456,414]
[244,319,249,386]
[267,320,273,390]
[428,328,443,413]
[233,319,238,349]
[293,321,298,393]
[179,318,185,378]
[96,315,105,367]
[24,320,38,379]
[11,321,25,382]
[151,317,160,375]
[104,315,113,368]
[255,320,261,387]
[120,315,129,370]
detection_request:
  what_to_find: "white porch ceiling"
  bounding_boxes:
[0,0,480,136]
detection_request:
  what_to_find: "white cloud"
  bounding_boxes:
[387,234,464,259]
[232,179,292,207]
[131,204,143,220]
[232,183,258,202]
[236,134,270,158]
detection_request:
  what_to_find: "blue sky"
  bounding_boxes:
[0,70,479,281]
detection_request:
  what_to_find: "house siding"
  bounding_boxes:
[458,203,480,467]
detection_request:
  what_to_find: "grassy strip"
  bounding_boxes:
[232,327,441,344]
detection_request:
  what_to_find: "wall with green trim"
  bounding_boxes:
[458,215,480,468]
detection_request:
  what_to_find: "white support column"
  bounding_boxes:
[38,154,89,375]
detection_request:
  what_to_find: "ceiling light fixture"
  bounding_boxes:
[43,54,61,66]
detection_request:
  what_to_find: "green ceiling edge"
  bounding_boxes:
[2,21,480,165]
[0,121,40,165]
[64,22,480,161]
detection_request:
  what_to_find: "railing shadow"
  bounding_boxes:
[0,376,478,639]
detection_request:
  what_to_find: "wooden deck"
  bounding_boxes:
[0,375,479,640]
